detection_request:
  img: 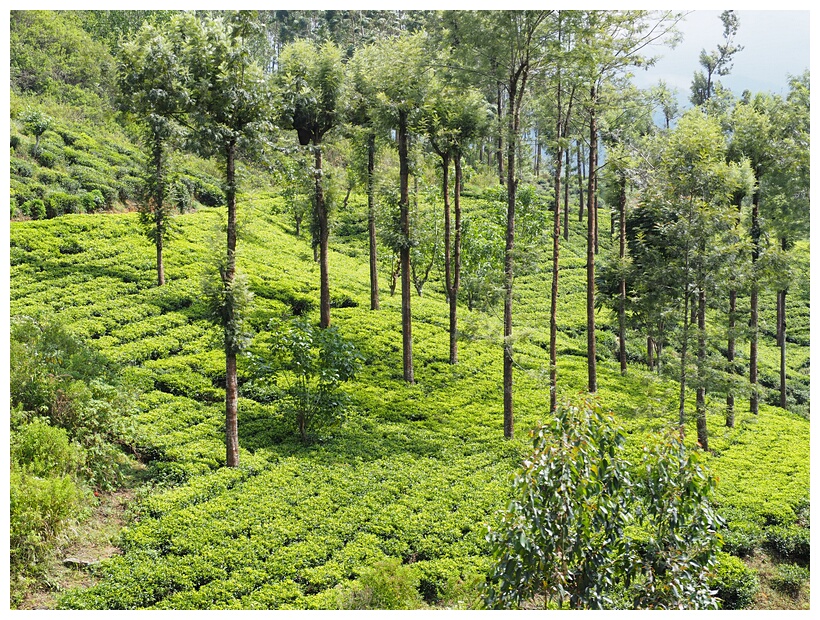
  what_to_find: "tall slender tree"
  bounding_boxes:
[728,97,775,416]
[366,32,432,383]
[348,47,382,311]
[423,79,488,364]
[118,21,191,286]
[576,9,682,394]
[278,39,346,329]
[690,10,743,108]
[183,12,274,467]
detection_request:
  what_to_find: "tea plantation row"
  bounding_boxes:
[9,195,810,609]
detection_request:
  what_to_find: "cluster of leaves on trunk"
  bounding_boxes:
[247,317,361,443]
[485,396,722,609]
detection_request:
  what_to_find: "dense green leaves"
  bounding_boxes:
[486,397,723,609]
[247,317,362,442]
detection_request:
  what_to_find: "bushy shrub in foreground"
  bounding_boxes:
[485,397,722,610]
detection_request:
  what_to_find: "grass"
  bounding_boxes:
[9,187,810,609]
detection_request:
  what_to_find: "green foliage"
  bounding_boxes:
[10,316,136,490]
[764,525,810,563]
[247,317,361,442]
[10,10,115,98]
[8,135,809,612]
[10,467,83,580]
[12,419,82,478]
[722,520,763,558]
[486,398,723,610]
[709,552,759,609]
[202,267,254,355]
[338,558,424,609]
[770,563,809,597]
[277,39,345,146]
[20,108,54,146]
[485,396,631,609]
[631,433,723,609]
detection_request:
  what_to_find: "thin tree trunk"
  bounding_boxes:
[726,288,736,427]
[586,85,598,394]
[534,126,541,178]
[398,114,414,383]
[696,287,708,450]
[647,335,655,370]
[563,146,570,242]
[367,133,379,310]
[550,141,562,414]
[577,141,585,221]
[593,171,599,255]
[315,145,331,329]
[778,237,788,409]
[503,75,525,439]
[152,140,166,286]
[549,49,565,413]
[225,139,239,468]
[678,283,690,440]
[750,184,760,414]
[497,83,505,186]
[447,152,464,364]
[618,171,627,375]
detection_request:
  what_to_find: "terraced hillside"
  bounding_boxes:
[9,187,809,609]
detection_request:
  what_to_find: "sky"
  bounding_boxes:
[631,9,810,106]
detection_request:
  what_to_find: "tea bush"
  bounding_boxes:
[709,552,759,609]
[765,525,810,563]
[770,563,809,597]
[8,194,808,610]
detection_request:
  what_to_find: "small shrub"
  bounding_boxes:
[12,419,81,478]
[192,178,224,207]
[11,157,34,178]
[709,552,759,609]
[722,521,763,557]
[35,148,57,168]
[770,563,809,597]
[339,558,423,610]
[759,502,796,527]
[22,198,47,220]
[246,317,361,443]
[765,525,810,562]
[10,467,83,579]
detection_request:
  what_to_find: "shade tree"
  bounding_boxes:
[364,32,433,383]
[422,72,489,363]
[182,11,275,467]
[118,18,192,286]
[277,39,346,329]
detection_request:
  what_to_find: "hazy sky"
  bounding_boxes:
[631,10,810,105]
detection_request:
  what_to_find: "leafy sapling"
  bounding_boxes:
[248,317,361,443]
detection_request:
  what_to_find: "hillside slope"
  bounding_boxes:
[9,192,809,609]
